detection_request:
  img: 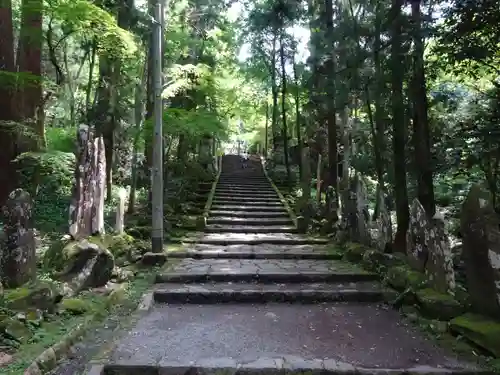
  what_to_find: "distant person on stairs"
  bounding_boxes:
[241,152,249,169]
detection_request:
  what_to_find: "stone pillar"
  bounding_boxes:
[297,146,312,233]
[69,124,106,239]
[460,185,500,318]
[407,198,455,295]
[1,189,36,287]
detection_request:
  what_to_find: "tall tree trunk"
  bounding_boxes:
[144,0,155,168]
[271,33,279,150]
[325,0,339,217]
[85,39,97,119]
[0,0,18,204]
[411,0,435,217]
[293,54,302,179]
[264,99,269,157]
[279,32,291,186]
[17,0,44,150]
[390,0,410,253]
[372,3,386,219]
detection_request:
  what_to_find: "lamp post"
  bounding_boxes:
[151,0,164,254]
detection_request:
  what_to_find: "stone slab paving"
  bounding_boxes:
[105,304,480,371]
[188,232,328,245]
[168,244,336,260]
[155,258,378,284]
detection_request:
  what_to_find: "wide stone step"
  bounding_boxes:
[211,204,286,212]
[216,187,276,193]
[209,210,290,218]
[215,190,278,197]
[155,258,377,283]
[213,195,280,202]
[212,200,283,207]
[187,233,328,245]
[220,175,268,179]
[207,217,293,225]
[217,184,272,189]
[204,225,297,233]
[98,304,484,375]
[153,281,394,304]
[168,243,338,260]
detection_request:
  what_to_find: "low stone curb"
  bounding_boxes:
[198,164,223,230]
[86,356,487,375]
[262,163,299,228]
[24,316,96,375]
[23,283,158,374]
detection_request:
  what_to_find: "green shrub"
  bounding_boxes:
[14,151,75,233]
[45,127,76,153]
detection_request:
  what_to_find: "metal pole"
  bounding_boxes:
[151,0,164,253]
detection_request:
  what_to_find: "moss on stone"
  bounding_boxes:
[450,313,500,358]
[361,249,408,273]
[59,298,91,315]
[416,288,464,321]
[5,281,62,312]
[343,242,369,262]
[385,265,427,291]
[324,245,344,260]
[0,317,33,343]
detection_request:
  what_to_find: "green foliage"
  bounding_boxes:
[14,151,75,233]
[45,127,76,153]
[47,0,137,58]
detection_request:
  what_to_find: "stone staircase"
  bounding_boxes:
[89,155,485,375]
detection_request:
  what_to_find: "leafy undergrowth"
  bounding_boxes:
[2,270,156,375]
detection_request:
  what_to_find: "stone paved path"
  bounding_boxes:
[90,155,485,375]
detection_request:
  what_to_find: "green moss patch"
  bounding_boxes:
[361,249,406,273]
[385,265,428,291]
[2,270,155,375]
[450,313,500,358]
[416,288,464,321]
[324,245,345,259]
[342,242,369,262]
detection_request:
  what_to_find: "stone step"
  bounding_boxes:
[168,243,337,260]
[186,233,328,246]
[212,200,283,207]
[168,250,339,260]
[215,191,278,197]
[98,304,484,375]
[213,195,280,202]
[217,184,272,189]
[216,187,276,194]
[153,281,395,304]
[155,258,377,284]
[219,175,267,178]
[211,204,286,212]
[204,225,297,233]
[219,180,269,184]
[209,210,290,218]
[207,217,293,225]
